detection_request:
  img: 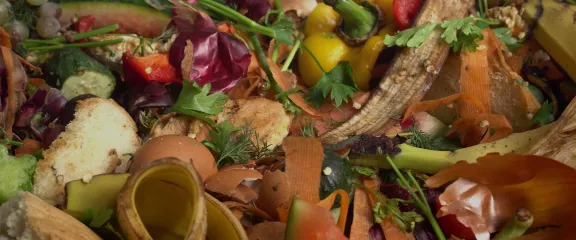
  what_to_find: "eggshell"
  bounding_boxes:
[255,170,292,219]
[131,135,217,181]
[205,169,263,197]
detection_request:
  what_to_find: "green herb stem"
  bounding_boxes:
[492,208,534,240]
[27,39,124,51]
[0,139,22,147]
[324,0,376,38]
[281,39,301,71]
[194,0,276,37]
[23,24,119,46]
[248,33,300,114]
[385,155,446,240]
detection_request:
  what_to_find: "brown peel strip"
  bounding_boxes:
[283,136,324,203]
[0,28,11,48]
[1,46,17,140]
[224,201,274,221]
[350,180,376,240]
[15,139,42,157]
[459,29,492,116]
[446,114,513,145]
[255,170,292,220]
[403,93,487,122]
[247,221,287,240]
[316,189,349,231]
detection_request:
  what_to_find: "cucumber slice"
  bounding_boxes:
[45,48,116,100]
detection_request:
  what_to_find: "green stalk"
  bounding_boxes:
[23,24,119,45]
[194,0,276,37]
[281,39,301,71]
[492,208,534,240]
[0,139,22,147]
[248,33,300,114]
[27,39,124,51]
[323,0,377,38]
[386,156,446,240]
[350,123,554,174]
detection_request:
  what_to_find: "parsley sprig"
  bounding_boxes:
[493,28,522,52]
[170,79,228,125]
[384,17,499,52]
[203,121,251,167]
[301,43,359,108]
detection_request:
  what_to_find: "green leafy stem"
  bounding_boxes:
[22,24,123,52]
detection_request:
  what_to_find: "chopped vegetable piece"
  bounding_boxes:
[285,197,347,240]
[392,0,423,30]
[122,53,180,85]
[44,48,116,99]
[0,145,36,204]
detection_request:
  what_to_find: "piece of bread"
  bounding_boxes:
[33,98,140,206]
[0,192,100,240]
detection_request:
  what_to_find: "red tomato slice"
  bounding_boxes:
[392,0,423,30]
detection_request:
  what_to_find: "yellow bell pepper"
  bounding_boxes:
[298,0,393,91]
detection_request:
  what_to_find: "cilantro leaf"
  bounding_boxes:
[266,14,294,45]
[532,101,555,126]
[385,17,498,52]
[493,28,522,52]
[203,121,251,167]
[305,61,359,108]
[171,79,228,124]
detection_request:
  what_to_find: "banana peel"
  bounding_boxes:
[351,122,555,173]
[116,158,207,240]
[205,194,248,240]
[522,0,576,82]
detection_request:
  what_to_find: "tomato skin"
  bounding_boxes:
[74,15,96,33]
[122,53,181,85]
[435,198,477,240]
[392,0,423,30]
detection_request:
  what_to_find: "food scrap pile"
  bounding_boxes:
[0,0,576,239]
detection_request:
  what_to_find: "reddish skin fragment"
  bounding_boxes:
[435,198,477,240]
[393,0,423,30]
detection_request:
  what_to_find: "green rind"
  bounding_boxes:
[65,173,130,219]
[0,145,37,204]
[285,197,306,240]
[58,2,171,37]
[44,48,116,99]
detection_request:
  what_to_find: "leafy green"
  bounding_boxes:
[203,121,251,167]
[171,80,228,124]
[80,209,125,240]
[11,0,37,30]
[408,124,462,151]
[384,17,498,52]
[299,118,316,138]
[267,17,294,45]
[305,61,359,108]
[351,166,377,177]
[493,28,522,52]
[357,184,424,232]
[532,101,554,126]
[385,156,446,239]
[0,145,36,204]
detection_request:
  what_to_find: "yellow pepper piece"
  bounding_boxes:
[304,3,340,36]
[298,33,351,87]
[349,25,395,91]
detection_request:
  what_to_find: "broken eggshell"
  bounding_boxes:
[205,168,263,203]
[131,135,217,182]
[117,158,207,240]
